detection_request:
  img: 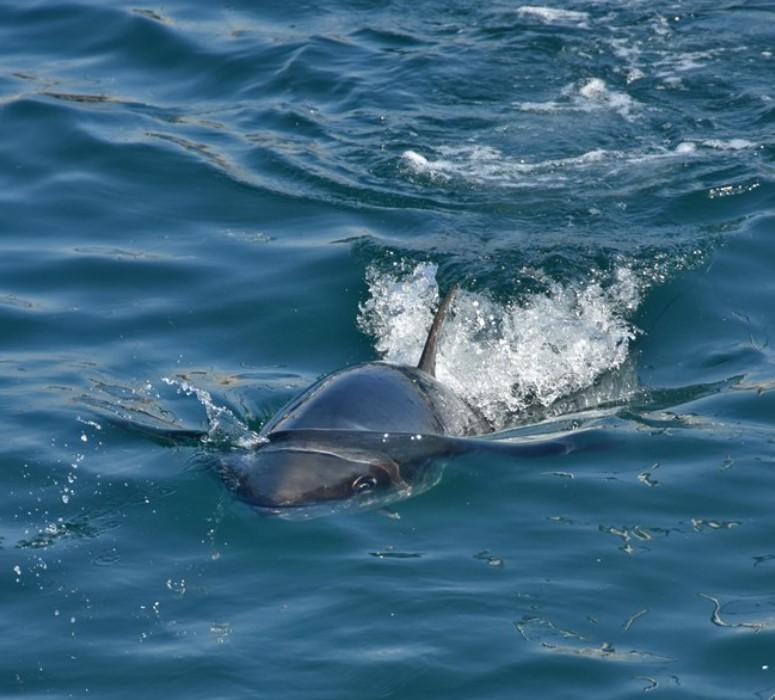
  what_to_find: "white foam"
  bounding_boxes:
[514,100,566,114]
[401,149,453,181]
[401,145,608,186]
[652,47,729,86]
[702,138,756,151]
[401,150,432,171]
[401,134,756,190]
[674,142,696,155]
[671,139,756,155]
[516,6,589,25]
[657,49,718,74]
[358,263,640,428]
[515,78,638,119]
[577,78,637,118]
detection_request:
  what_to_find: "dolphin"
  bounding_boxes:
[102,285,577,516]
[212,285,573,516]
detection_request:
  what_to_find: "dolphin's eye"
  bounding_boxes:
[352,475,378,494]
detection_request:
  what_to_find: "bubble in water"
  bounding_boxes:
[210,622,232,644]
[166,578,187,597]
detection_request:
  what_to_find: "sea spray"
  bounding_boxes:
[358,263,640,428]
[160,377,265,449]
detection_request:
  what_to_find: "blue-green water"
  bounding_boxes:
[2,1,775,697]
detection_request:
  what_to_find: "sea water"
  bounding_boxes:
[1,1,774,697]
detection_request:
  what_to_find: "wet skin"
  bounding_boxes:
[219,363,490,511]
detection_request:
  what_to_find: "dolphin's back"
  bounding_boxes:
[262,363,487,437]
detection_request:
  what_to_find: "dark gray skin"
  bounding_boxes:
[214,286,572,514]
[221,363,490,512]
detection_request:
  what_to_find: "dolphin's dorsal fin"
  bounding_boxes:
[418,283,459,377]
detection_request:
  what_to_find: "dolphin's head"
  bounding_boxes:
[233,448,405,508]
[218,431,448,517]
[220,447,411,516]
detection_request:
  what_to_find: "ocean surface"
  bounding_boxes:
[2,1,775,697]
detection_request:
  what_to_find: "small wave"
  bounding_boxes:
[578,78,636,117]
[516,6,589,26]
[701,138,757,151]
[516,78,638,120]
[401,145,607,186]
[401,135,757,189]
[671,139,757,156]
[358,263,640,428]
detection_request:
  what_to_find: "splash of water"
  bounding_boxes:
[160,377,265,449]
[358,263,641,428]
[357,262,440,366]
